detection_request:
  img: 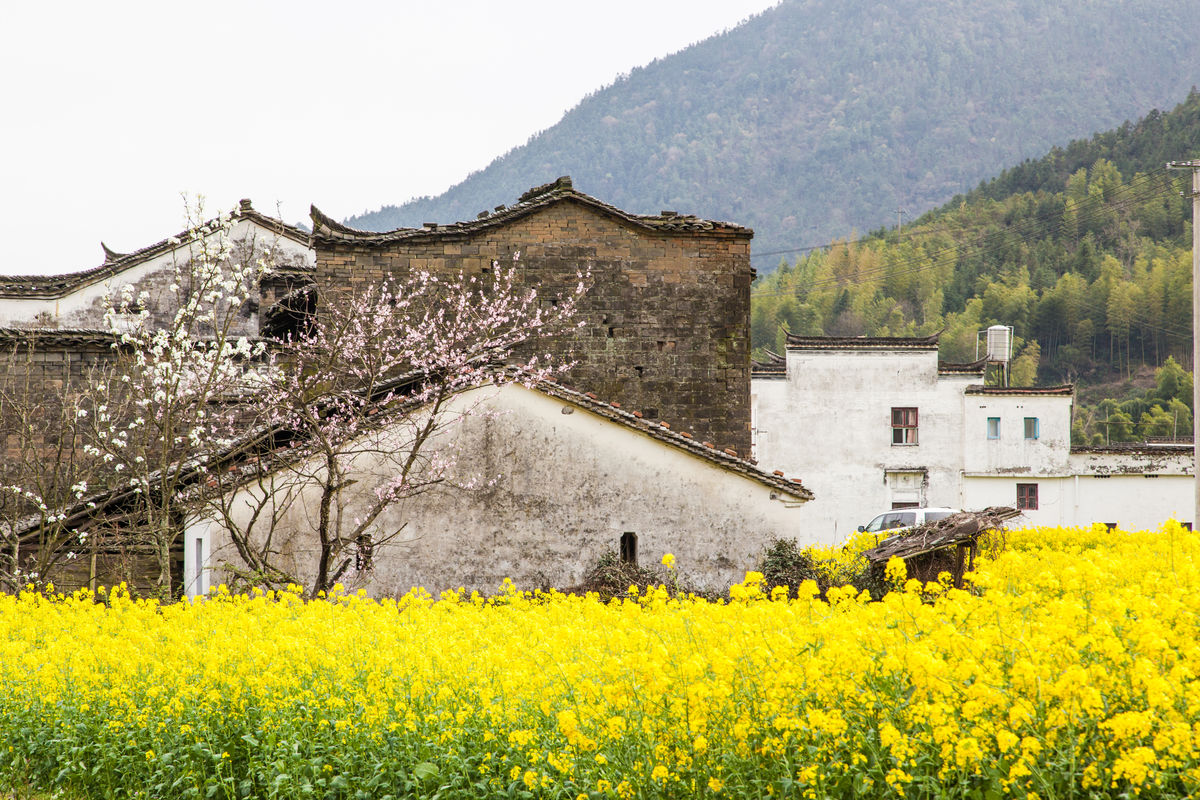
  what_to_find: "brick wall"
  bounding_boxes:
[314,198,754,455]
[0,335,114,462]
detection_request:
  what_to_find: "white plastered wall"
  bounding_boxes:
[208,383,809,596]
[752,348,969,543]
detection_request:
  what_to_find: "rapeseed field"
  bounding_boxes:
[1,522,1198,799]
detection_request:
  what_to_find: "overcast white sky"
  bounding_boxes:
[0,1,778,275]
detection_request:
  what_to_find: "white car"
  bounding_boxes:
[857,507,959,534]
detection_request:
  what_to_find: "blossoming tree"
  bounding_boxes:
[200,255,587,596]
[71,200,276,597]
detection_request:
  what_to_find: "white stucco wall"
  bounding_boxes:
[754,342,1195,536]
[961,393,1073,475]
[209,384,809,596]
[753,348,969,542]
[962,474,1193,531]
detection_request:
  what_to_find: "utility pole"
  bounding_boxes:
[1167,160,1200,529]
[896,207,906,232]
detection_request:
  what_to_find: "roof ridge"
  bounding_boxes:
[311,177,752,245]
[965,383,1074,395]
[786,332,941,349]
[0,201,311,299]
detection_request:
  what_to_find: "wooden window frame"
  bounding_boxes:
[891,407,918,445]
[1016,482,1038,510]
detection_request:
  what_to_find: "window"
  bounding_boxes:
[1024,417,1039,440]
[891,407,918,445]
[620,532,638,565]
[1016,483,1038,510]
[987,417,1001,439]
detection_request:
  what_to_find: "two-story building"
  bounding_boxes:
[753,331,1192,540]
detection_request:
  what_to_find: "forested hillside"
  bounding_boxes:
[347,0,1200,268]
[752,91,1200,444]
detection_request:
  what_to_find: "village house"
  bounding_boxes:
[752,329,1193,541]
[0,201,314,433]
[188,381,810,598]
[2,183,805,597]
[0,199,313,333]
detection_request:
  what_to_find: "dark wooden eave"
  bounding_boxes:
[964,384,1074,397]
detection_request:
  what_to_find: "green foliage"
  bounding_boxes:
[1073,357,1194,444]
[752,91,1200,410]
[757,538,881,599]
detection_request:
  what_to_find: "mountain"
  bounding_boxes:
[346,0,1200,270]
[750,89,1200,443]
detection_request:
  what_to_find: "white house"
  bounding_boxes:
[752,332,1193,541]
[196,381,812,598]
[0,199,312,334]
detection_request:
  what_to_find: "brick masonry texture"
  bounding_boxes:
[314,198,754,455]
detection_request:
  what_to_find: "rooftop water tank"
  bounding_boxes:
[985,325,1012,363]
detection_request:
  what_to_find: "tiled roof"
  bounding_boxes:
[310,176,753,245]
[938,357,988,375]
[0,200,311,299]
[1071,443,1193,455]
[0,327,117,347]
[965,384,1074,396]
[535,380,811,500]
[785,332,940,351]
[8,371,809,539]
[750,349,787,378]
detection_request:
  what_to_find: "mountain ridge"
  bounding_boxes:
[347,0,1200,266]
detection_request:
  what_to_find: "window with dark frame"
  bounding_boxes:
[1016,483,1038,510]
[891,407,918,445]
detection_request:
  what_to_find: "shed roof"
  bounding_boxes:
[862,507,1020,563]
[310,176,753,245]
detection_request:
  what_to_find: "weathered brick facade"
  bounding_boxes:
[311,178,754,455]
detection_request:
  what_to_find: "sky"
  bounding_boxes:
[0,0,779,276]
